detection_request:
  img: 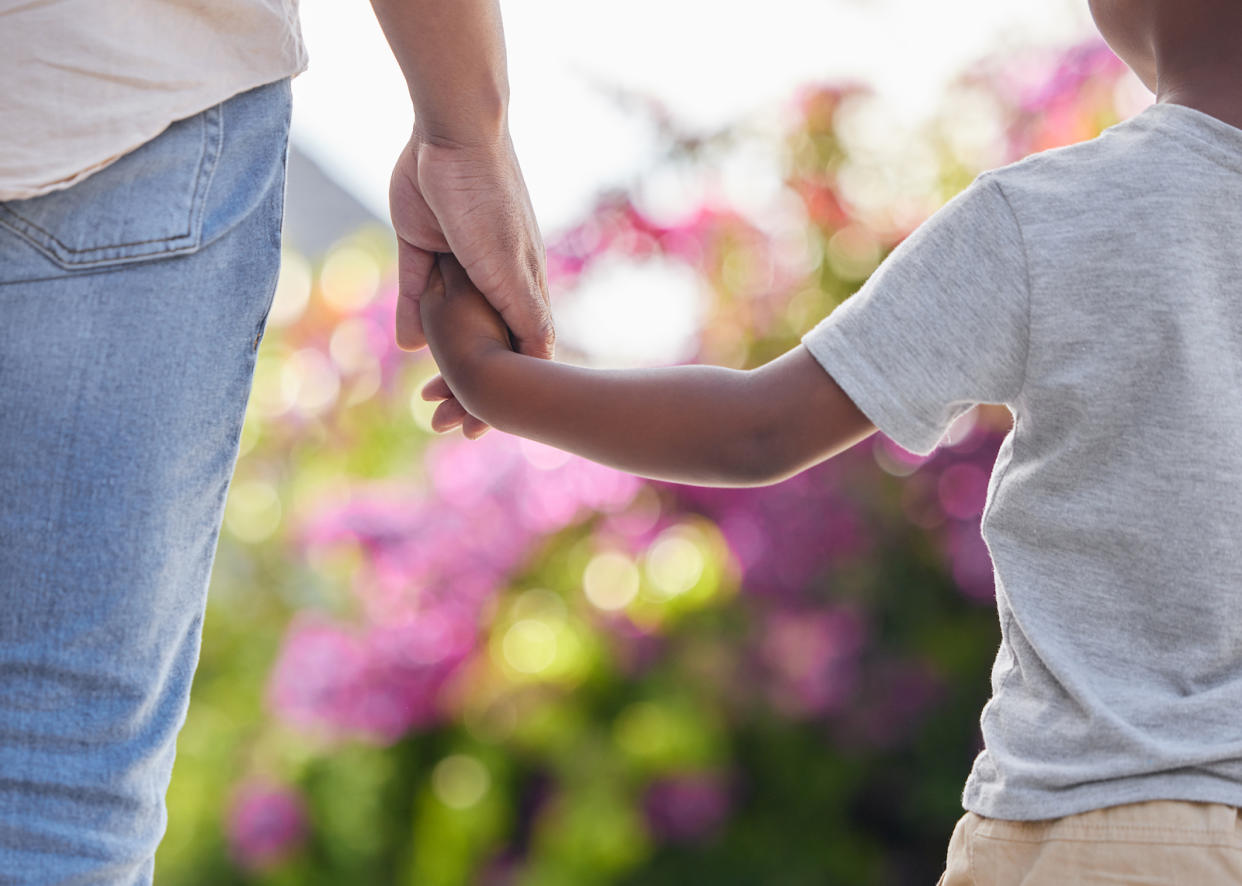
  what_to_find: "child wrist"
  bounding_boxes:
[453,341,510,426]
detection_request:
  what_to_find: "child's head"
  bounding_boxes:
[1089,0,1242,96]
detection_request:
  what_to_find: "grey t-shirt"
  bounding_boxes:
[801,100,1242,820]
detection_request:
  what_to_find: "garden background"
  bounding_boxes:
[152,5,1154,883]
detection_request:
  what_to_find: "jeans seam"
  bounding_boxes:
[251,122,291,352]
[1,208,193,252]
[0,103,223,265]
[191,102,226,256]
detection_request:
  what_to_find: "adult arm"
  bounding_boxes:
[370,0,509,146]
[369,0,552,438]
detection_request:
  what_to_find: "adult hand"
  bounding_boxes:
[388,128,552,438]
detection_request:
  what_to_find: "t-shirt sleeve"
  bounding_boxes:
[799,172,1030,456]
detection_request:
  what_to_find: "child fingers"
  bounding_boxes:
[424,259,446,298]
[429,390,489,439]
[420,374,452,402]
[436,252,474,293]
[462,415,491,440]
[431,396,469,433]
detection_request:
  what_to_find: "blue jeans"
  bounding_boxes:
[0,78,291,884]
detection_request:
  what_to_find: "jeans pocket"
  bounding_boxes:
[0,101,223,271]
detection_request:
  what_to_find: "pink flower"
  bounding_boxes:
[226,779,308,871]
[643,771,733,843]
[758,606,867,719]
[937,462,991,521]
[671,460,872,598]
[266,611,474,744]
[1014,40,1125,115]
[960,37,1130,161]
[275,432,641,742]
[876,434,934,472]
[266,616,369,733]
[940,519,996,603]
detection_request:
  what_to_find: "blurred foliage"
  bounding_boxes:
[155,37,1141,886]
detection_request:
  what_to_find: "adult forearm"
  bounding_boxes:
[370,0,510,144]
[457,350,775,487]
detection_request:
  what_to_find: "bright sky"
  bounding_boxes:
[290,0,1098,364]
[292,0,1095,229]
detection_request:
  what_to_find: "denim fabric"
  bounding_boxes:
[0,78,291,884]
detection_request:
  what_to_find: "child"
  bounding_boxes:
[418,2,1242,881]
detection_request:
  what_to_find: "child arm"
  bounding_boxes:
[420,254,877,487]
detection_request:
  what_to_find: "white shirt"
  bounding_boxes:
[0,0,308,200]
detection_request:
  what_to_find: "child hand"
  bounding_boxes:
[419,253,514,438]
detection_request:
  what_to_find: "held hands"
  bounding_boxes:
[388,128,553,437]
[419,253,513,437]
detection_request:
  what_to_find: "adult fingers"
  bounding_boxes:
[495,250,555,362]
[418,140,554,363]
[395,238,434,352]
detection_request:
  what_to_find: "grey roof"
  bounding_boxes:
[283,142,387,258]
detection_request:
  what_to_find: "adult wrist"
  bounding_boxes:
[411,88,510,149]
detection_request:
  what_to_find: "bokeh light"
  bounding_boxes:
[642,525,705,599]
[223,479,282,544]
[431,754,491,810]
[319,244,381,313]
[584,551,641,611]
[502,619,558,674]
[267,250,312,327]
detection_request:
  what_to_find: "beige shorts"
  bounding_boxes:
[937,800,1242,885]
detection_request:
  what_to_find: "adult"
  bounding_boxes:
[0,0,550,880]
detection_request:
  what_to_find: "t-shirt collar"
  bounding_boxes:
[1129,100,1242,174]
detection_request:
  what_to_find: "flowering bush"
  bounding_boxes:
[226,780,309,871]
[155,37,1144,886]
